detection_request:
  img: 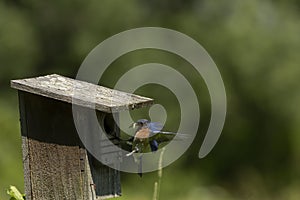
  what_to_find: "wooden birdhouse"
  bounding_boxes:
[11,74,153,200]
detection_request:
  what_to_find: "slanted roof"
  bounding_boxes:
[11,74,153,113]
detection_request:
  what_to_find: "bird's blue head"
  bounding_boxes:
[130,119,149,129]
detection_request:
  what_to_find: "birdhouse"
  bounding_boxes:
[11,74,153,200]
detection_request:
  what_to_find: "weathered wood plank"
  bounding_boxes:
[21,136,32,200]
[11,74,153,113]
[89,112,122,198]
[82,149,96,200]
[18,91,122,199]
[28,140,83,199]
[18,91,32,200]
[73,107,122,198]
[19,91,89,200]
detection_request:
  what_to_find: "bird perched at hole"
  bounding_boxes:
[124,119,186,177]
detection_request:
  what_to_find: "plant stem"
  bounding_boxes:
[152,147,165,200]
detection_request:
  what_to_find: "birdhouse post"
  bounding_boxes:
[11,74,153,200]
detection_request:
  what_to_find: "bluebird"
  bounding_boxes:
[125,119,184,177]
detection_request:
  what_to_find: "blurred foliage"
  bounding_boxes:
[1,0,300,199]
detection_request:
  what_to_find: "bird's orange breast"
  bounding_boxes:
[135,127,150,140]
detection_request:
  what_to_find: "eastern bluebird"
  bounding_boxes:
[126,119,184,177]
[110,119,185,177]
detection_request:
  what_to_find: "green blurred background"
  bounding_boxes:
[1,0,300,199]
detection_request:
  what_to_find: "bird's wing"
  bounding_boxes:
[149,131,183,143]
[109,136,133,152]
[148,122,164,133]
[150,130,190,142]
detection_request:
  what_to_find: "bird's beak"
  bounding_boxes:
[129,122,137,129]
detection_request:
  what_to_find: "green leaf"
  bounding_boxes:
[7,186,25,200]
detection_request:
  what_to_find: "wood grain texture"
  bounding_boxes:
[17,91,121,199]
[11,74,153,113]
[28,140,83,199]
[82,150,96,200]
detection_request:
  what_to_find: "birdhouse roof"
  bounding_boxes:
[11,74,153,113]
